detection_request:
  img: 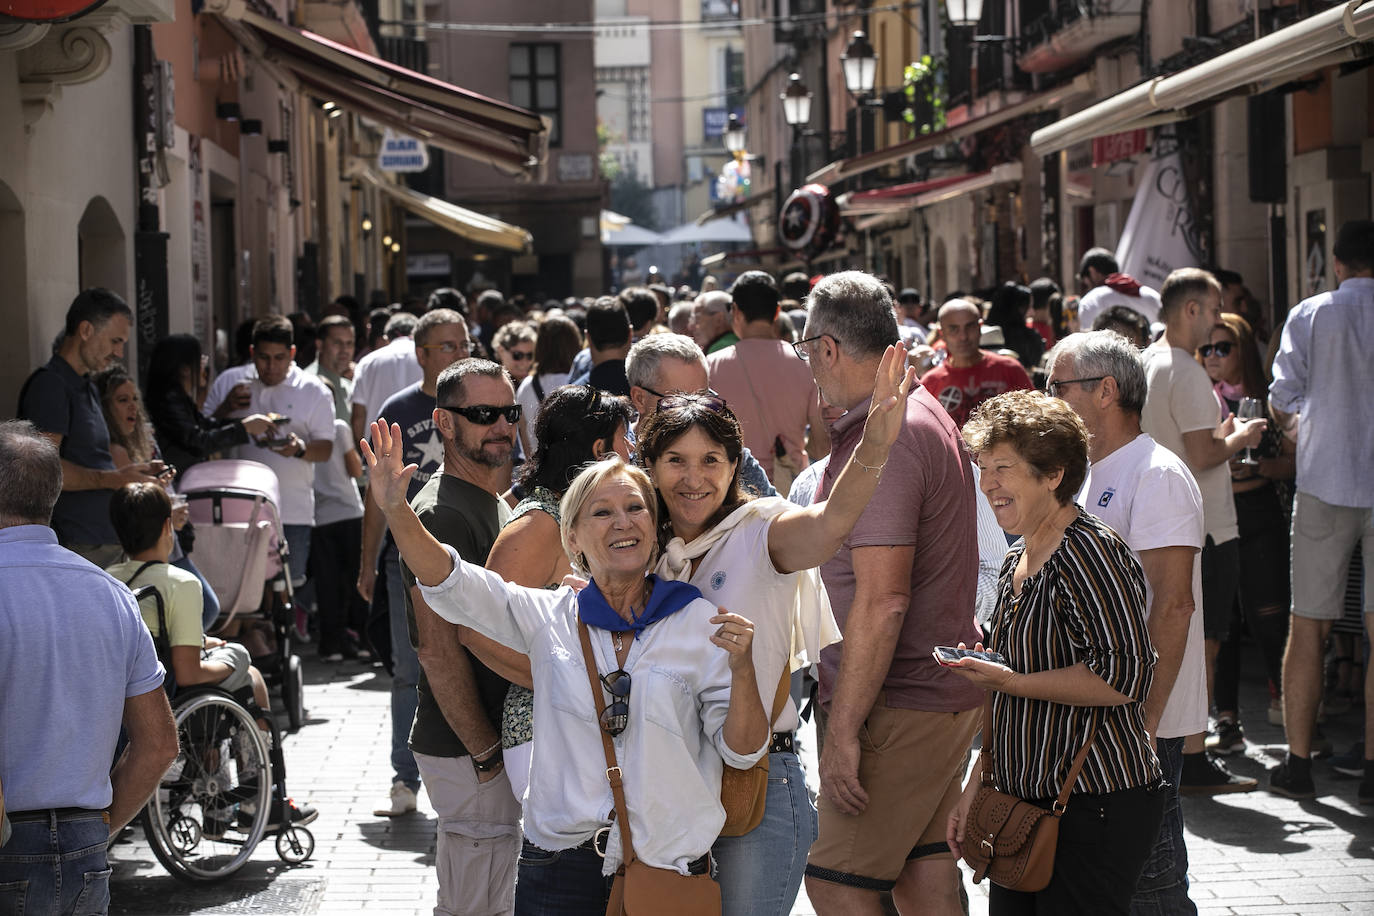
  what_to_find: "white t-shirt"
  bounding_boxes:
[1141,344,1239,543]
[350,338,422,424]
[655,499,842,736]
[219,365,335,526]
[1077,433,1207,739]
[1077,284,1162,330]
[314,419,364,526]
[515,371,572,455]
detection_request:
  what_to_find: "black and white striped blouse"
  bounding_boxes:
[986,509,1162,800]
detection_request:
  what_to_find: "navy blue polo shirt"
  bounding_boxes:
[18,355,119,545]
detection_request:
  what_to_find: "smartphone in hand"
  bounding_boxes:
[932,645,1008,667]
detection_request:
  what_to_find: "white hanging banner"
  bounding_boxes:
[1115,137,1206,288]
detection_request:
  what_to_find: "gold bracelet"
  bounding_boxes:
[852,454,886,475]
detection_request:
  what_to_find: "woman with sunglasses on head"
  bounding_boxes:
[459,386,634,805]
[365,425,769,915]
[634,343,914,916]
[1196,314,1295,751]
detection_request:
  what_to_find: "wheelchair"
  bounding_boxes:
[131,584,316,883]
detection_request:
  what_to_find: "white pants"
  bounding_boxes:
[413,751,522,916]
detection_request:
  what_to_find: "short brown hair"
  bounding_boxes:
[1158,268,1220,320]
[636,393,749,545]
[962,390,1089,505]
[109,482,172,555]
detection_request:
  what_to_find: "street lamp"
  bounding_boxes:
[944,0,985,29]
[840,31,877,98]
[722,113,747,154]
[780,73,812,128]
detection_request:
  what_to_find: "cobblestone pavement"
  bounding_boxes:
[108,644,1373,915]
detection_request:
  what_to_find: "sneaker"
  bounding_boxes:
[1330,743,1366,778]
[294,607,311,643]
[1206,717,1246,755]
[1268,760,1317,799]
[1179,752,1258,796]
[373,779,417,817]
[1268,703,1284,727]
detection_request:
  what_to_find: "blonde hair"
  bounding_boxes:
[559,455,659,575]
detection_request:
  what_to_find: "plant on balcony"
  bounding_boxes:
[902,55,947,137]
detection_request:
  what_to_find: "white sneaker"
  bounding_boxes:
[373,780,417,817]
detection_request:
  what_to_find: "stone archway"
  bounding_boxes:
[78,194,126,295]
[0,181,29,412]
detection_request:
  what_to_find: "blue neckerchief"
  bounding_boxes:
[576,574,702,635]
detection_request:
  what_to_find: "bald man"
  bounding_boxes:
[919,299,1032,427]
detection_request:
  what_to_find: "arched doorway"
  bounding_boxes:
[0,181,30,411]
[78,195,127,295]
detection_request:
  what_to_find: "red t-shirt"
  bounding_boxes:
[919,352,1032,427]
[815,385,983,714]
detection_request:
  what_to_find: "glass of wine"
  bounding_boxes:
[1236,397,1263,466]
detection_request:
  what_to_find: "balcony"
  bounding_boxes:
[702,0,739,22]
[1017,0,1143,75]
[377,34,426,73]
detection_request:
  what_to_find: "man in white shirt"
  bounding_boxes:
[1141,268,1265,794]
[1268,220,1374,801]
[202,316,335,593]
[1075,247,1162,331]
[351,312,423,444]
[1049,330,1207,911]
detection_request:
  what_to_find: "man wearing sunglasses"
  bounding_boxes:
[393,358,522,916]
[362,309,472,819]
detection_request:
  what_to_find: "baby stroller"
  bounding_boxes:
[179,459,306,731]
[131,584,315,882]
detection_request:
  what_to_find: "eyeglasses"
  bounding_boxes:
[1046,376,1107,398]
[792,334,835,361]
[1198,341,1234,358]
[417,340,472,355]
[506,350,534,362]
[655,389,729,414]
[439,404,522,425]
[600,669,632,737]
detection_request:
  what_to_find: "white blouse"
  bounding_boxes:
[419,545,767,875]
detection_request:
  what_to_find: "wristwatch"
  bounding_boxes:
[471,747,504,774]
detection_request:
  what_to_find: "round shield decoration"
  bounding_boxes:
[778,183,840,260]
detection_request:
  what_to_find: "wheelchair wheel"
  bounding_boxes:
[282,654,304,732]
[275,824,315,864]
[141,691,274,883]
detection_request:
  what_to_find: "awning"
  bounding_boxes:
[204,0,547,179]
[1030,0,1374,156]
[841,163,1025,227]
[696,190,773,225]
[659,217,754,245]
[354,167,532,253]
[601,211,662,247]
[807,73,1093,186]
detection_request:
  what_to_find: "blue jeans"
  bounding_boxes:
[514,841,614,916]
[712,751,816,916]
[1131,736,1195,915]
[0,811,111,916]
[386,544,421,790]
[171,554,221,632]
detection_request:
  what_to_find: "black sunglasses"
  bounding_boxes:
[600,669,632,737]
[1198,341,1234,358]
[440,404,522,425]
[655,389,729,414]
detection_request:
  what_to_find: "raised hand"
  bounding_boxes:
[857,341,917,463]
[360,419,418,514]
[709,610,756,673]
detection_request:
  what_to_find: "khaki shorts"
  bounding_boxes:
[807,701,981,890]
[1290,491,1374,620]
[205,643,255,694]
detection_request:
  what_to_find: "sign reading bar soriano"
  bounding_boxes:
[2,0,109,21]
[379,130,430,173]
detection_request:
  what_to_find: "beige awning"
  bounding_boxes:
[1030,0,1374,156]
[355,167,532,254]
[807,74,1092,186]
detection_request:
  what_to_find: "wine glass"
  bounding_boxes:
[1236,397,1263,465]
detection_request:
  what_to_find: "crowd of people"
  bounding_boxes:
[1,219,1371,916]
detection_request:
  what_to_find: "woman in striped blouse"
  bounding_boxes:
[945,390,1166,914]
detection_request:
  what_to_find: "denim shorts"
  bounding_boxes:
[0,809,112,916]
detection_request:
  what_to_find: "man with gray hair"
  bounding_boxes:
[799,272,981,915]
[351,311,423,444]
[689,289,738,354]
[624,334,775,497]
[1047,330,1206,911]
[0,421,179,912]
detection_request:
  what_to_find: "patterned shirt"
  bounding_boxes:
[986,510,1161,800]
